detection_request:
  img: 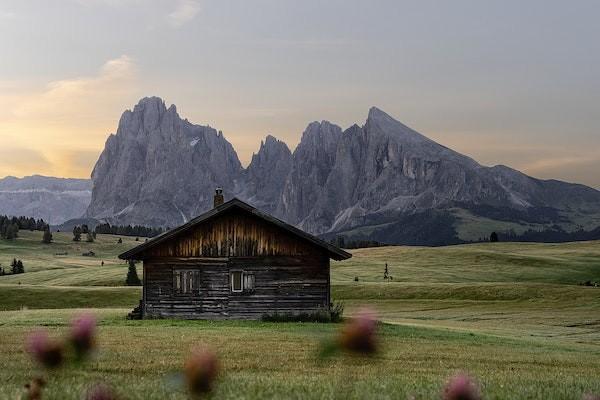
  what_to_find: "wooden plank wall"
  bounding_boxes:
[141,210,320,258]
[143,256,329,319]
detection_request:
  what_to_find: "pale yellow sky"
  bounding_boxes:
[0,1,599,188]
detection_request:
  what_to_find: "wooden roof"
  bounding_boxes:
[118,198,352,261]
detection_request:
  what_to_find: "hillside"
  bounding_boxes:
[1,233,600,398]
[1,231,599,342]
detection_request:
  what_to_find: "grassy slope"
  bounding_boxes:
[332,242,600,343]
[1,309,599,400]
[0,231,140,286]
[1,232,600,398]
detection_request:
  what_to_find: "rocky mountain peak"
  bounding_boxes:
[259,134,287,153]
[367,106,393,121]
[240,135,292,214]
[84,98,600,245]
[86,97,242,226]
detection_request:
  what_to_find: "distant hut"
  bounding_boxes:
[119,189,351,319]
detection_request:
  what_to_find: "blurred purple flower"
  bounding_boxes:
[338,308,378,355]
[84,383,118,400]
[69,313,96,360]
[583,395,600,400]
[184,348,219,397]
[442,373,482,400]
[26,330,64,369]
[24,376,45,400]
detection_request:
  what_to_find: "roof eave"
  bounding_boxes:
[117,198,352,261]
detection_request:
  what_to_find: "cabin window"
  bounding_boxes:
[174,269,200,295]
[244,273,255,291]
[231,271,243,293]
[231,271,255,293]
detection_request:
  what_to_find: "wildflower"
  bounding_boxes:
[84,383,118,400]
[442,373,481,400]
[26,330,64,369]
[184,348,219,397]
[69,313,96,360]
[24,376,46,400]
[338,308,378,354]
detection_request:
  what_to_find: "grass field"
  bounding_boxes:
[1,231,599,399]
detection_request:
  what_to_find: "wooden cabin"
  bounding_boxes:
[118,190,351,319]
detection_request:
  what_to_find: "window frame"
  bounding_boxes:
[173,268,200,296]
[230,270,256,294]
[230,270,243,293]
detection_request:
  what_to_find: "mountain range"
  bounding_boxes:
[78,97,600,245]
[0,175,92,225]
[1,97,598,244]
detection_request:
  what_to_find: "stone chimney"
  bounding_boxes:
[213,187,224,208]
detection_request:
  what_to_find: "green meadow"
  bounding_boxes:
[1,231,599,399]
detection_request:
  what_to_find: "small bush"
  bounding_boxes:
[354,276,359,282]
[42,229,53,244]
[262,303,343,323]
[10,258,25,274]
[330,301,344,323]
[125,260,142,286]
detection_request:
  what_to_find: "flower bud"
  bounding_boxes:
[184,348,219,397]
[26,330,64,369]
[442,373,481,400]
[338,308,378,354]
[69,313,96,360]
[24,376,46,400]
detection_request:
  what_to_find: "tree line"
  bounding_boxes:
[497,225,600,243]
[94,223,164,238]
[0,215,49,240]
[0,258,25,275]
[328,236,386,249]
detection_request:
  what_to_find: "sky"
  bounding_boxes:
[0,0,599,188]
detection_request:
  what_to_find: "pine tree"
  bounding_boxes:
[73,226,82,242]
[16,260,24,274]
[384,263,389,280]
[42,228,53,244]
[10,258,17,274]
[125,260,142,286]
[86,231,94,243]
[490,232,499,243]
[5,223,18,240]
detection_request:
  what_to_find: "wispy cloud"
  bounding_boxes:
[0,55,140,178]
[12,55,136,119]
[167,0,201,28]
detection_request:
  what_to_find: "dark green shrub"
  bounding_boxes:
[125,260,142,286]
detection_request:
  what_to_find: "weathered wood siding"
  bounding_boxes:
[140,210,319,258]
[138,209,333,319]
[143,256,329,319]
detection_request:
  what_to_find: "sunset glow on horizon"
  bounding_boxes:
[1,1,599,188]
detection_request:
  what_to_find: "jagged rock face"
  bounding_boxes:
[274,107,600,237]
[276,121,342,227]
[85,97,600,243]
[86,97,242,227]
[0,175,91,225]
[240,135,292,214]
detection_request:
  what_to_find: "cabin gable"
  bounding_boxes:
[138,207,327,259]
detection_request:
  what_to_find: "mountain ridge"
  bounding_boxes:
[62,96,600,244]
[3,97,598,244]
[0,175,92,225]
